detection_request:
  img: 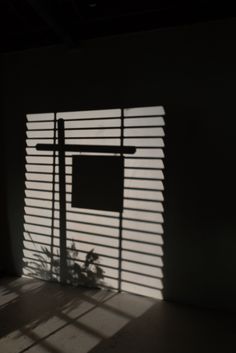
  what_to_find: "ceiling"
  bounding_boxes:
[0,0,236,53]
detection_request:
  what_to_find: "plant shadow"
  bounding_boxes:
[24,237,105,289]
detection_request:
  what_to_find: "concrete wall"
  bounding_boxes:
[1,18,236,310]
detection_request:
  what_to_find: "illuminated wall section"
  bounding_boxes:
[23,106,165,299]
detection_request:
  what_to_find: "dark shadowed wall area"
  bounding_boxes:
[1,18,236,310]
[0,57,12,275]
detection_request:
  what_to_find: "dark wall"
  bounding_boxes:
[0,56,12,275]
[0,148,12,275]
[2,18,236,310]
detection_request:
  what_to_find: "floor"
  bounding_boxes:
[0,277,236,353]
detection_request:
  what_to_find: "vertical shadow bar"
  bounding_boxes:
[58,118,67,284]
[118,109,124,292]
[50,113,57,278]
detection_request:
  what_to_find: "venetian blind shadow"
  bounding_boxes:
[23,106,165,299]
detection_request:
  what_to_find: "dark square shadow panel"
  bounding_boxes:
[72,155,124,212]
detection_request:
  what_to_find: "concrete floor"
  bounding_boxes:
[0,277,236,353]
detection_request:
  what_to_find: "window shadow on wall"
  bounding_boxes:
[23,107,165,299]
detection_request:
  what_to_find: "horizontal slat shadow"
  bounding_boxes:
[24,206,164,223]
[22,253,164,278]
[25,189,164,203]
[24,231,163,250]
[22,244,163,268]
[24,213,164,230]
[24,184,164,194]
[23,263,163,291]
[24,197,164,214]
[25,173,165,181]
[23,261,162,289]
[24,226,164,247]
[24,234,163,257]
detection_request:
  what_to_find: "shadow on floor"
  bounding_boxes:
[0,276,156,353]
[1,277,236,353]
[89,298,236,353]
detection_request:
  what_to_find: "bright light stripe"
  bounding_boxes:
[124,116,165,127]
[57,109,121,119]
[124,106,165,117]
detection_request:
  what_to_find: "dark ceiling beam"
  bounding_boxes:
[25,0,74,46]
